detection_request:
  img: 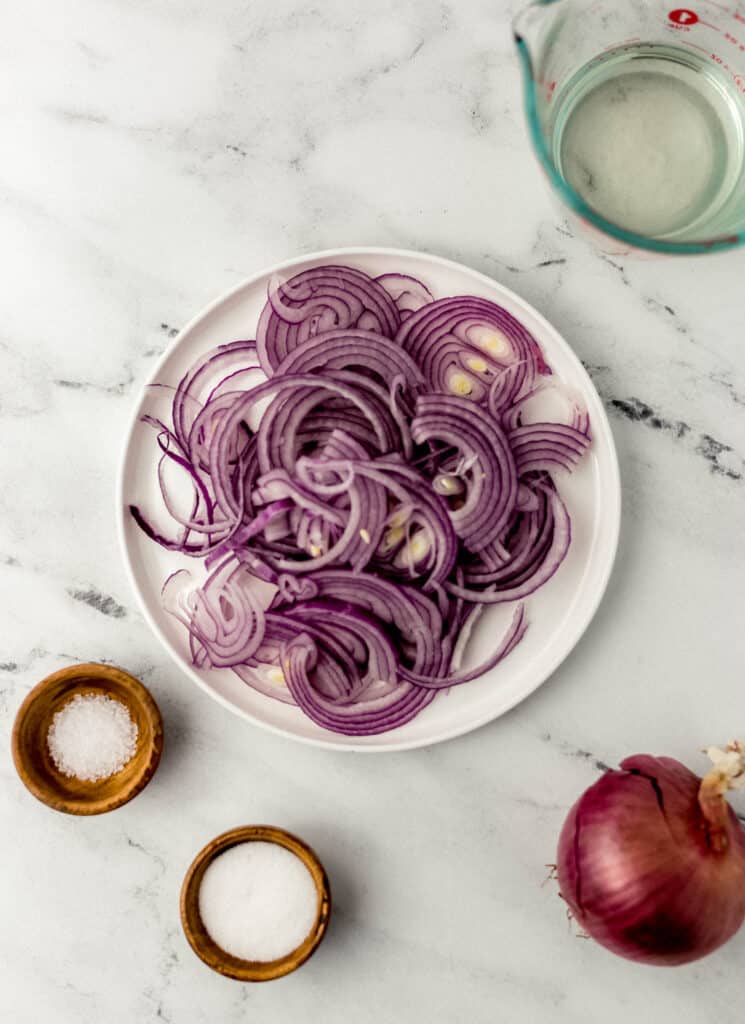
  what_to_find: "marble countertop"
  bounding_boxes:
[3,1,745,1020]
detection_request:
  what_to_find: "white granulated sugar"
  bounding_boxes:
[198,841,318,962]
[47,693,139,782]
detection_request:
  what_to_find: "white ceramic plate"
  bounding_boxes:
[118,247,620,752]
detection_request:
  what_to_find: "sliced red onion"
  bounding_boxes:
[412,393,518,553]
[281,635,435,736]
[132,263,592,735]
[447,487,571,602]
[162,562,267,668]
[396,296,551,405]
[400,605,527,689]
[375,273,435,320]
[172,340,259,452]
[273,328,425,393]
[257,266,400,374]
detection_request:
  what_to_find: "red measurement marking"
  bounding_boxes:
[668,8,699,23]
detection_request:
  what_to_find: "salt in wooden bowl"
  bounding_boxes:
[12,662,163,815]
[180,825,331,981]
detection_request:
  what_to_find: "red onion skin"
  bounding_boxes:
[557,755,745,965]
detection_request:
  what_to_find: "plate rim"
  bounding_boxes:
[116,245,621,753]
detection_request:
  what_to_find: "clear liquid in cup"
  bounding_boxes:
[551,44,745,239]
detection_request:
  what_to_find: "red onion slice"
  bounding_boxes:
[132,263,592,735]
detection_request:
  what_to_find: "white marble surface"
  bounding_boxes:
[2,1,745,1020]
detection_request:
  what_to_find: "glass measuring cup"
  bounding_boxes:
[514,0,745,253]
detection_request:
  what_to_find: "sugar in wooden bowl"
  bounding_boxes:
[181,826,331,982]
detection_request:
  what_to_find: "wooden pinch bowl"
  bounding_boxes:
[180,825,331,982]
[12,662,163,815]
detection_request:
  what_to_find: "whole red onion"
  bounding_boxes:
[557,745,745,965]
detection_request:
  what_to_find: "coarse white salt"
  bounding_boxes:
[47,693,139,782]
[198,842,318,962]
